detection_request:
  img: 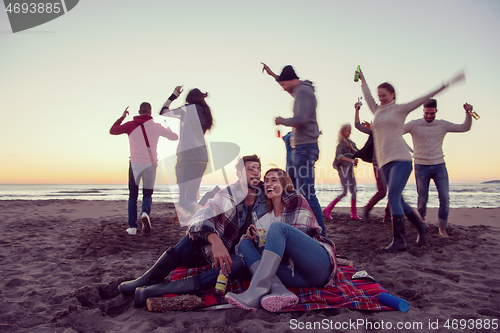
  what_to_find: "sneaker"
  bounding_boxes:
[126,227,137,235]
[141,212,151,233]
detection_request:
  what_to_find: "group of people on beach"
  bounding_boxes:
[323,69,473,242]
[110,63,473,311]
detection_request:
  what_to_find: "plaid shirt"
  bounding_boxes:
[276,190,338,287]
[187,181,268,263]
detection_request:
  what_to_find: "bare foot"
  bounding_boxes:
[439,228,449,238]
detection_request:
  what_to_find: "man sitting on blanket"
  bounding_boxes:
[118,154,268,307]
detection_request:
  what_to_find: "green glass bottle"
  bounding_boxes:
[354,65,361,82]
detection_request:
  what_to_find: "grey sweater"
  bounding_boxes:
[280,80,320,146]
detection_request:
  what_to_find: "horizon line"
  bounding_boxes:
[1,181,498,186]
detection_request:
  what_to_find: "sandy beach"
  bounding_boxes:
[0,199,499,333]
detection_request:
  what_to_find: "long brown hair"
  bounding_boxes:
[264,168,294,213]
[186,88,213,132]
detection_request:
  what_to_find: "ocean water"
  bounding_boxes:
[0,183,499,209]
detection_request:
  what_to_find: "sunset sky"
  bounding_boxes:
[1,0,499,185]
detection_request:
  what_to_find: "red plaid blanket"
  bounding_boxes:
[169,265,393,311]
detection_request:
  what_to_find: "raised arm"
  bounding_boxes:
[445,103,473,132]
[399,84,447,114]
[159,86,183,116]
[262,62,295,98]
[400,70,465,115]
[354,101,371,135]
[354,101,361,123]
[261,62,277,79]
[109,107,131,135]
[357,70,378,115]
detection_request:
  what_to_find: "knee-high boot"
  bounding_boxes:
[118,248,181,296]
[134,275,201,307]
[323,198,340,220]
[225,250,281,311]
[406,210,429,246]
[248,260,299,312]
[260,276,299,312]
[384,215,407,252]
[350,198,361,220]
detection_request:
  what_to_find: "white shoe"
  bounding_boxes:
[141,212,151,233]
[126,227,137,235]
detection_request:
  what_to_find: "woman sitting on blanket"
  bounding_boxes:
[225,168,337,312]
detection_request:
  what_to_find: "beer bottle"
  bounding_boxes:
[214,264,228,303]
[468,109,480,120]
[354,65,361,82]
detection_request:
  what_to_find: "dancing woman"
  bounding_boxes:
[160,87,214,222]
[356,69,459,251]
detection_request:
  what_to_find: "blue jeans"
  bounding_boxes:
[237,222,331,288]
[291,143,325,234]
[380,161,413,216]
[172,235,247,290]
[128,164,156,228]
[415,163,449,229]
